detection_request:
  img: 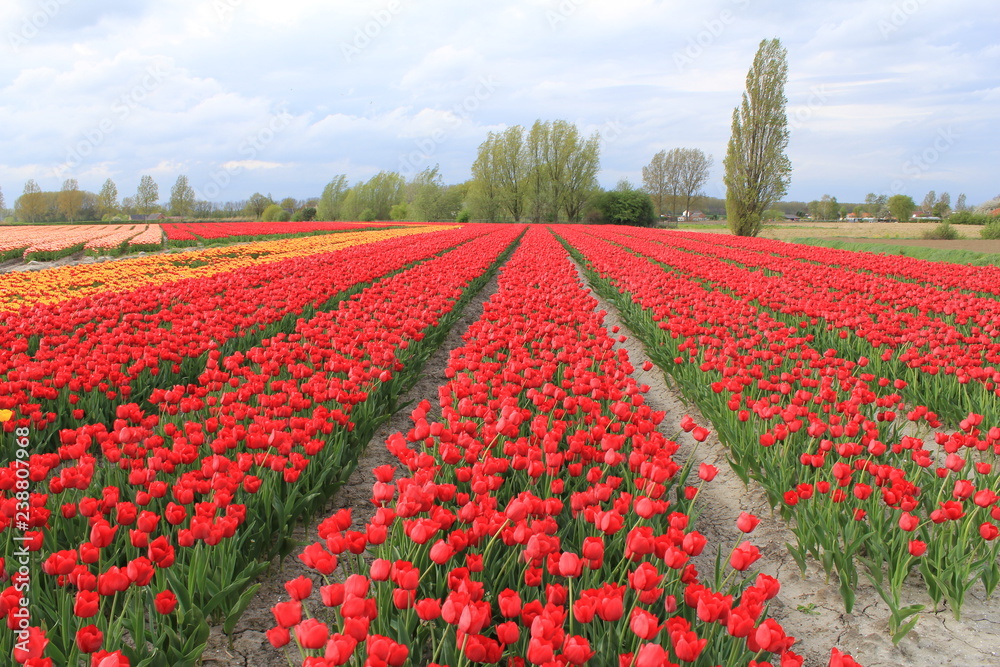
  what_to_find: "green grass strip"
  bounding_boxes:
[791,237,1000,267]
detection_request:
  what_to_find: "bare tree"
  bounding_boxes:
[920,190,936,214]
[642,150,670,217]
[245,193,273,220]
[643,148,685,216]
[677,148,713,216]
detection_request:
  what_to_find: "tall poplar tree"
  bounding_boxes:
[724,38,792,236]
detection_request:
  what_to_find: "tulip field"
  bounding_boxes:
[0,221,408,263]
[0,225,165,263]
[1,223,998,666]
[161,222,400,246]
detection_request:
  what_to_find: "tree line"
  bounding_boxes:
[4,40,993,233]
[1,120,716,228]
[0,36,786,233]
[792,191,988,223]
[9,175,191,223]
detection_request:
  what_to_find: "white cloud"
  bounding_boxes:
[0,0,998,205]
[220,160,283,171]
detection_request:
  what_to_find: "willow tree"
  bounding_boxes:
[472,120,599,223]
[470,138,502,222]
[317,175,349,221]
[472,128,527,222]
[724,38,791,236]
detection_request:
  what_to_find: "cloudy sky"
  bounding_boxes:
[1,0,998,207]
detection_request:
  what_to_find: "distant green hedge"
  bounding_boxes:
[948,211,998,225]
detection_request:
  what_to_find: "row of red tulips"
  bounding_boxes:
[270,227,862,666]
[0,226,486,451]
[668,230,1000,298]
[599,226,1000,425]
[558,226,1000,641]
[0,225,522,665]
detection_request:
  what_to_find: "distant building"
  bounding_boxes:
[130,213,165,221]
[678,210,707,221]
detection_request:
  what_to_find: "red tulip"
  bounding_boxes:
[294,618,329,649]
[629,608,661,640]
[76,625,103,653]
[90,650,130,667]
[272,600,302,628]
[266,626,289,648]
[562,635,594,665]
[730,541,762,571]
[736,512,761,534]
[284,576,312,601]
[13,626,48,662]
[74,590,100,618]
[154,590,178,615]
